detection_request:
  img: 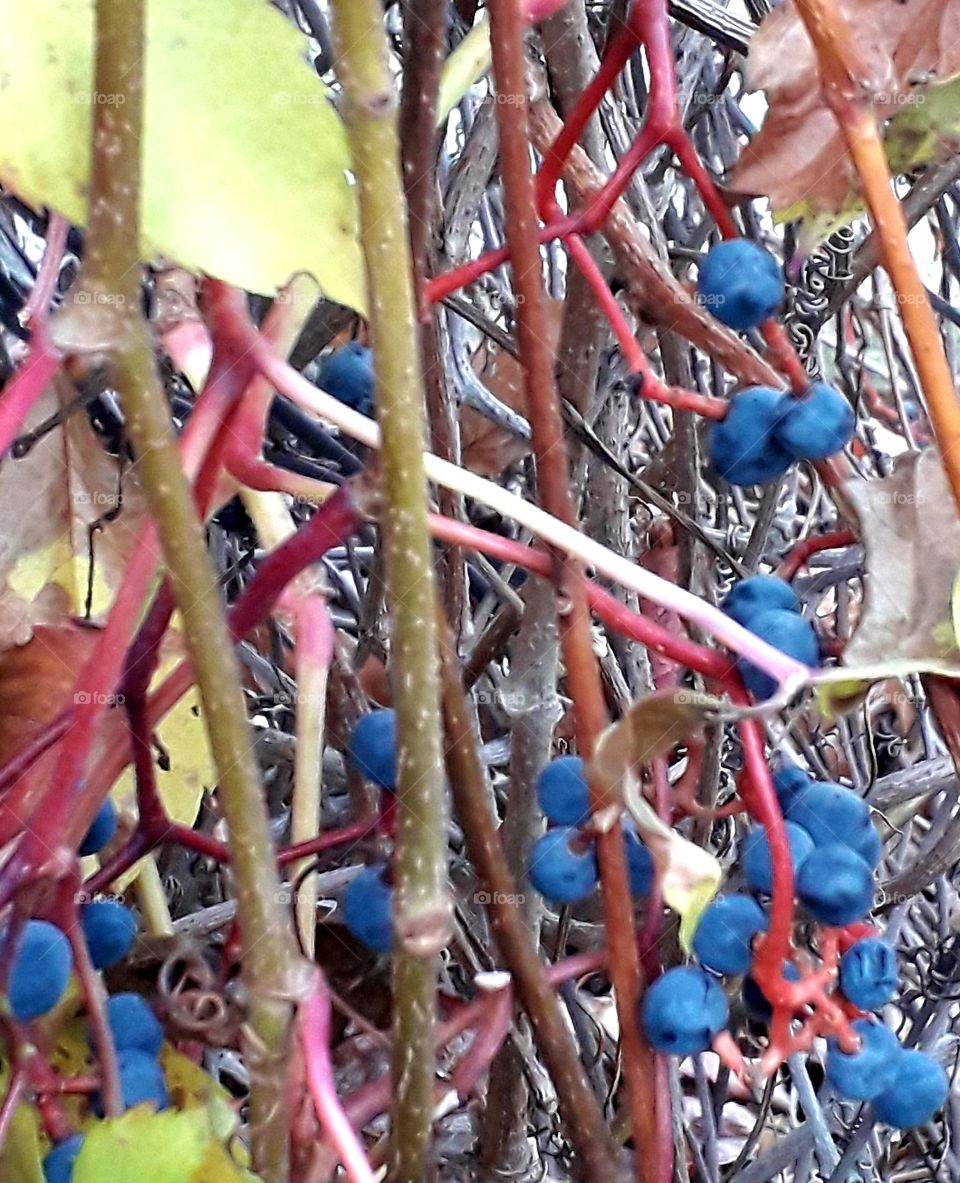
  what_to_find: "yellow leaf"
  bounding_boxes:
[437,17,492,126]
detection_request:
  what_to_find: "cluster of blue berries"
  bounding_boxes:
[697,240,855,486]
[722,573,820,699]
[342,709,397,952]
[1,801,168,1183]
[529,756,653,904]
[641,761,948,1129]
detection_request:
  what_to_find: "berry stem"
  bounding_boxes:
[793,0,960,514]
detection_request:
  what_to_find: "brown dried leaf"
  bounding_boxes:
[844,448,960,669]
[0,384,146,650]
[730,0,960,214]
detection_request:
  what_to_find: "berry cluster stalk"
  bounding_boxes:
[67,3,303,1178]
[327,3,450,1180]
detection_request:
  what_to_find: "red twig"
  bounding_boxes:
[777,530,859,581]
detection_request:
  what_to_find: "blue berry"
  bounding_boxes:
[825,1018,901,1101]
[102,993,164,1057]
[697,240,784,331]
[641,966,729,1055]
[624,826,654,897]
[92,1048,169,1115]
[742,821,814,895]
[528,828,598,904]
[772,763,813,809]
[708,387,792,487]
[318,342,374,413]
[8,919,72,1021]
[692,894,768,976]
[785,781,879,866]
[873,1050,949,1128]
[81,901,138,971]
[343,865,393,952]
[737,609,819,700]
[79,799,118,857]
[774,383,855,461]
[43,1134,84,1183]
[536,756,590,826]
[797,845,874,926]
[839,938,898,1011]
[349,710,397,791]
[742,961,800,1020]
[722,575,799,628]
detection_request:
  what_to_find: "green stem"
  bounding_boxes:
[65,4,302,1179]
[328,4,449,1181]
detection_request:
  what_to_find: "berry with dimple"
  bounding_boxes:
[528,827,598,904]
[8,919,72,1021]
[318,342,374,413]
[742,961,801,1021]
[873,1050,949,1128]
[722,575,799,628]
[838,938,898,1011]
[641,966,729,1055]
[42,1134,84,1183]
[693,894,768,976]
[92,1048,169,1115]
[708,387,792,487]
[742,821,814,895]
[772,763,812,809]
[79,799,117,857]
[343,865,394,952]
[536,756,589,826]
[785,781,879,866]
[81,900,138,971]
[623,826,654,897]
[797,845,875,926]
[775,383,855,460]
[103,992,165,1057]
[697,239,784,331]
[825,1018,901,1101]
[349,710,397,791]
[737,609,819,701]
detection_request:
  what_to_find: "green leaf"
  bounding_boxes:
[0,0,364,308]
[72,1107,254,1183]
[0,1066,43,1183]
[885,74,960,177]
[437,16,492,126]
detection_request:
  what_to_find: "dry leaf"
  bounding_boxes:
[730,0,960,215]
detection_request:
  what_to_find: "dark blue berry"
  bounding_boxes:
[343,865,393,952]
[81,901,138,971]
[103,993,164,1057]
[692,894,768,976]
[771,763,813,810]
[774,383,855,461]
[92,1048,169,1115]
[742,821,814,895]
[349,710,397,791]
[528,828,598,904]
[785,781,879,866]
[8,919,72,1021]
[641,966,729,1055]
[873,1050,949,1128]
[623,826,654,897]
[536,756,590,826]
[797,845,874,926]
[79,799,118,857]
[722,575,799,628]
[318,342,374,414]
[737,609,819,700]
[697,240,784,331]
[825,1018,901,1101]
[708,387,792,487]
[838,938,898,1011]
[43,1134,84,1183]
